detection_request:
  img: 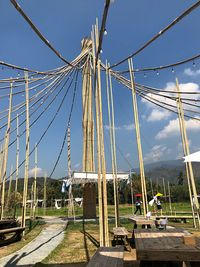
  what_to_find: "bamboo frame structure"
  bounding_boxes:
[0,83,13,220]
[82,37,96,219]
[106,62,119,227]
[21,72,30,228]
[176,78,200,228]
[128,58,148,216]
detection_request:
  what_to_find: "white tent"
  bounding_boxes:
[183,151,200,163]
[71,171,129,184]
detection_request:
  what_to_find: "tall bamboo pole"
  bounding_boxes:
[130,172,134,214]
[167,181,172,215]
[106,62,119,227]
[150,179,154,198]
[91,25,103,246]
[67,125,75,222]
[96,22,109,247]
[15,114,19,193]
[33,144,37,219]
[0,83,13,219]
[7,165,13,208]
[43,172,47,216]
[176,78,200,227]
[0,145,3,195]
[22,72,30,228]
[109,66,120,227]
[128,58,148,216]
[162,178,167,212]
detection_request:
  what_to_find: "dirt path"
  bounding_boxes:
[0,217,67,267]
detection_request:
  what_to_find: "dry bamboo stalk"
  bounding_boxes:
[15,114,19,193]
[92,25,103,246]
[0,83,13,219]
[176,78,200,227]
[96,41,109,247]
[67,125,75,221]
[7,165,13,208]
[21,71,30,228]
[167,181,172,215]
[128,58,148,216]
[43,172,47,216]
[33,144,37,219]
[0,145,3,193]
[177,101,196,227]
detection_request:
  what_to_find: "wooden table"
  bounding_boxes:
[134,228,200,267]
[129,216,155,229]
[86,246,124,267]
[113,227,129,248]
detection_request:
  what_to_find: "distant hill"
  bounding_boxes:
[136,160,200,183]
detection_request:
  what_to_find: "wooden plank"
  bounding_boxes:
[0,227,25,234]
[87,247,124,267]
[134,229,200,262]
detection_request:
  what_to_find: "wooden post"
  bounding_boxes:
[106,62,119,227]
[21,72,30,228]
[43,172,47,216]
[128,58,148,216]
[176,78,200,228]
[33,144,37,219]
[162,178,167,212]
[0,145,3,197]
[130,172,134,214]
[0,83,13,220]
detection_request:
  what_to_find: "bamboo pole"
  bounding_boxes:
[109,65,120,227]
[67,125,75,222]
[0,145,3,195]
[7,165,13,209]
[128,58,148,216]
[15,114,19,193]
[0,82,13,220]
[150,179,154,198]
[43,172,47,216]
[162,178,167,212]
[167,181,172,215]
[21,72,30,228]
[106,62,119,227]
[95,21,109,246]
[176,78,200,228]
[33,144,37,219]
[91,25,103,246]
[130,172,134,214]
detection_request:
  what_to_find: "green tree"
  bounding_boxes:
[177,171,184,185]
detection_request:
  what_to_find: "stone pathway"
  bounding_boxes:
[0,217,68,267]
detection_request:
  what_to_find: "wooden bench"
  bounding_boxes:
[86,246,124,267]
[0,227,25,246]
[0,219,18,230]
[113,227,129,248]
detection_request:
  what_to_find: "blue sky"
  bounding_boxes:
[1,0,200,178]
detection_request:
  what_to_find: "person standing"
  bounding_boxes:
[134,196,142,215]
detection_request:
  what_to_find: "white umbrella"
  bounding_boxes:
[183,151,200,163]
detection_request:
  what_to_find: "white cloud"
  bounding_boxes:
[29,167,43,177]
[147,109,171,122]
[144,145,171,163]
[104,125,121,130]
[123,124,135,131]
[156,117,200,140]
[184,68,200,77]
[104,123,135,131]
